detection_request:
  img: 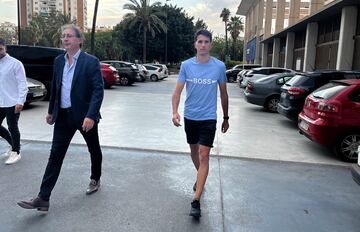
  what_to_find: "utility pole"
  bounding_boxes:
[91,0,99,54]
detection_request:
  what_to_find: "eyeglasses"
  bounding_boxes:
[60,34,76,39]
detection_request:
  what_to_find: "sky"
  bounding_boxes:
[0,0,241,36]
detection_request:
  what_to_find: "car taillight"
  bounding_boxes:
[246,83,254,92]
[316,102,339,113]
[287,87,305,96]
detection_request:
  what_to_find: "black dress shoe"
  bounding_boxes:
[86,179,100,195]
[17,197,49,212]
[189,199,201,218]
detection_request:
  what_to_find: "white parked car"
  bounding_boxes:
[145,63,168,78]
[143,64,167,81]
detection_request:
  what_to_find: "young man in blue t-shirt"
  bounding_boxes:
[172,29,229,218]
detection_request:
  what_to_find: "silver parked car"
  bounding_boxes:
[244,73,295,112]
[26,77,47,105]
[240,67,294,88]
[136,64,149,82]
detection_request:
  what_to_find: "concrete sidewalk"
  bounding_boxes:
[13,77,349,167]
[1,141,360,232]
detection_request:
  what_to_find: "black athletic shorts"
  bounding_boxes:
[184,117,217,148]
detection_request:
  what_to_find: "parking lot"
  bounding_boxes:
[10,75,349,166]
[1,75,360,232]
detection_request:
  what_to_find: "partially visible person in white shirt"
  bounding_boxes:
[0,38,28,165]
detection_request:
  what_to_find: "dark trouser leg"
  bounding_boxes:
[0,108,12,146]
[5,107,21,153]
[80,124,102,181]
[39,115,76,201]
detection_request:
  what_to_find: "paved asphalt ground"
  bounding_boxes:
[1,76,360,231]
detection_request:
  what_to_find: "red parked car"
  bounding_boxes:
[101,63,119,88]
[298,80,360,162]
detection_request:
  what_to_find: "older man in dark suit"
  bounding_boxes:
[18,24,104,212]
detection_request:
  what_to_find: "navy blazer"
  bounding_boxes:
[48,51,104,126]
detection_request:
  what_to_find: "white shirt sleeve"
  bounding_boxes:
[14,60,28,105]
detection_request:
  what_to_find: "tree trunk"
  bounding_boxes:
[225,22,228,59]
[143,26,147,63]
[90,0,99,54]
[232,38,236,60]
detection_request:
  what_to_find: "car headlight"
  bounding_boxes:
[40,84,46,89]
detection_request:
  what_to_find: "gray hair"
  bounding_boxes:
[61,24,83,39]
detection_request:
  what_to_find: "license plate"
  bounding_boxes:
[33,92,44,97]
[299,120,309,131]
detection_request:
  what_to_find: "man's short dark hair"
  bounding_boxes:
[0,38,6,46]
[194,29,212,42]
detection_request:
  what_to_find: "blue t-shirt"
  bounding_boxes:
[178,57,227,120]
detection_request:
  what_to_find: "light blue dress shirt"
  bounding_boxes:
[60,49,81,108]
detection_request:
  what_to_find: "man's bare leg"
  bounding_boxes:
[189,144,199,170]
[194,145,210,200]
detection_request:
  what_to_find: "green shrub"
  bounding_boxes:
[225,60,243,69]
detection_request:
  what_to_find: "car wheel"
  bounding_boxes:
[119,76,129,86]
[335,133,360,162]
[150,74,158,81]
[265,96,279,113]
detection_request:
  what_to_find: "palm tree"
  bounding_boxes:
[28,16,44,45]
[220,8,230,60]
[49,11,75,47]
[195,18,208,31]
[123,0,167,63]
[227,16,244,60]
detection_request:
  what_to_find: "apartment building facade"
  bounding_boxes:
[237,0,360,71]
[19,0,87,30]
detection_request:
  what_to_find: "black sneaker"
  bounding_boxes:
[193,181,197,192]
[189,199,201,218]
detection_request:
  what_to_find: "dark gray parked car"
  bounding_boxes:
[244,73,295,112]
[102,60,139,86]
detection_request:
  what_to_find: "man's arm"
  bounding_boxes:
[172,82,185,127]
[86,57,104,121]
[14,60,28,113]
[219,82,229,133]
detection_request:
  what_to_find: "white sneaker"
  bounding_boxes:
[5,151,21,165]
[1,147,11,159]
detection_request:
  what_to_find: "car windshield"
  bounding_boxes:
[285,74,315,87]
[312,82,348,100]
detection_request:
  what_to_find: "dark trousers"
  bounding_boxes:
[39,108,102,201]
[0,106,20,153]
